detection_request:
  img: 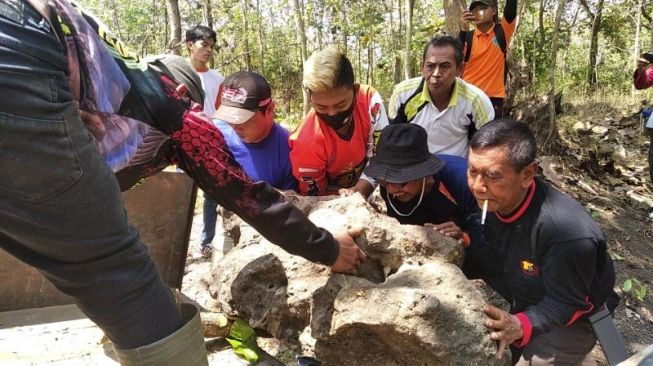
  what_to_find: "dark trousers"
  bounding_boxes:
[0,0,182,349]
[511,319,596,365]
[490,97,505,120]
[648,129,653,184]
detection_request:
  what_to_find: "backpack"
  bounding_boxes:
[459,23,508,82]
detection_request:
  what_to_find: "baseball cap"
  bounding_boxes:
[213,71,272,124]
[469,0,496,9]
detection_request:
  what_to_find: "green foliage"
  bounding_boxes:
[77,0,653,110]
[226,318,259,363]
[622,278,650,302]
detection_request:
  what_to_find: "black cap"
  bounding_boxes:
[365,124,445,183]
[469,0,496,9]
[213,71,272,124]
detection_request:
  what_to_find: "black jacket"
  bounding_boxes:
[465,178,618,346]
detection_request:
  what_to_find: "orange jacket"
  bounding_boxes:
[289,85,388,195]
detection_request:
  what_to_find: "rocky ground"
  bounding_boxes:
[542,95,653,361]
[180,94,653,365]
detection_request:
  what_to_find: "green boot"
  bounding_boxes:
[113,303,209,366]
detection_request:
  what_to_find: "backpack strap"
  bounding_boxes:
[463,30,474,63]
[493,23,508,83]
[462,23,509,81]
[494,23,507,55]
[463,23,507,60]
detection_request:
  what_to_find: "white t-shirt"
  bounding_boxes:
[196,69,224,118]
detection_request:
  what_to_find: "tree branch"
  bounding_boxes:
[218,43,301,68]
[579,0,595,21]
[642,4,652,23]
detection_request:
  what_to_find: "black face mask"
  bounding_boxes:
[316,96,356,130]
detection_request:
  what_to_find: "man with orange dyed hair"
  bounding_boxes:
[290,47,388,196]
[460,0,517,118]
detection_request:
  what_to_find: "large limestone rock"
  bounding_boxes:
[209,193,508,365]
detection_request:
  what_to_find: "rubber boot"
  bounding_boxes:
[113,303,209,366]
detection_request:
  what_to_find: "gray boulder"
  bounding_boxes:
[209,193,508,365]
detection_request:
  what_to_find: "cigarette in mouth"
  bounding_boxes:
[481,200,488,225]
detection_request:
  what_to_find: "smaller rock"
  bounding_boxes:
[573,121,593,133]
[578,181,598,195]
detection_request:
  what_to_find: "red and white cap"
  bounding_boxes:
[213,71,272,124]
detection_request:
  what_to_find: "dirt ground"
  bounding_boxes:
[180,95,653,365]
[551,97,653,361]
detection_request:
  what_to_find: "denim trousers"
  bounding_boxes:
[201,195,218,246]
[0,0,182,349]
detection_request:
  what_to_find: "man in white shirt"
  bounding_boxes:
[388,36,494,157]
[185,25,224,118]
[185,25,225,257]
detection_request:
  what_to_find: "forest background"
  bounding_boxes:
[76,0,653,358]
[78,0,653,126]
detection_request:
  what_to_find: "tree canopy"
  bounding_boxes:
[79,0,653,124]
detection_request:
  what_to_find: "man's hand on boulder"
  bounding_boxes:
[424,221,463,243]
[331,227,367,274]
[483,304,523,360]
[338,187,358,197]
[339,180,374,199]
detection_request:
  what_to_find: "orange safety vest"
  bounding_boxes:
[289,85,380,196]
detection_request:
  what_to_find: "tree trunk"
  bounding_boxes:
[650,17,653,51]
[293,0,310,116]
[443,0,466,37]
[166,0,182,55]
[395,0,404,83]
[588,0,605,88]
[257,0,265,72]
[388,0,401,85]
[633,0,642,95]
[205,0,214,68]
[357,37,362,82]
[341,3,349,56]
[152,0,160,55]
[109,0,125,41]
[204,0,213,29]
[403,0,416,79]
[561,3,580,79]
[393,56,403,84]
[163,0,169,51]
[241,0,252,70]
[368,41,374,85]
[538,0,547,47]
[546,0,566,149]
[508,0,528,51]
[640,4,652,50]
[504,0,530,114]
[649,10,653,50]
[531,12,537,93]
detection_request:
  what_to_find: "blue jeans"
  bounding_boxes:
[0,0,182,349]
[649,131,653,184]
[201,195,218,246]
